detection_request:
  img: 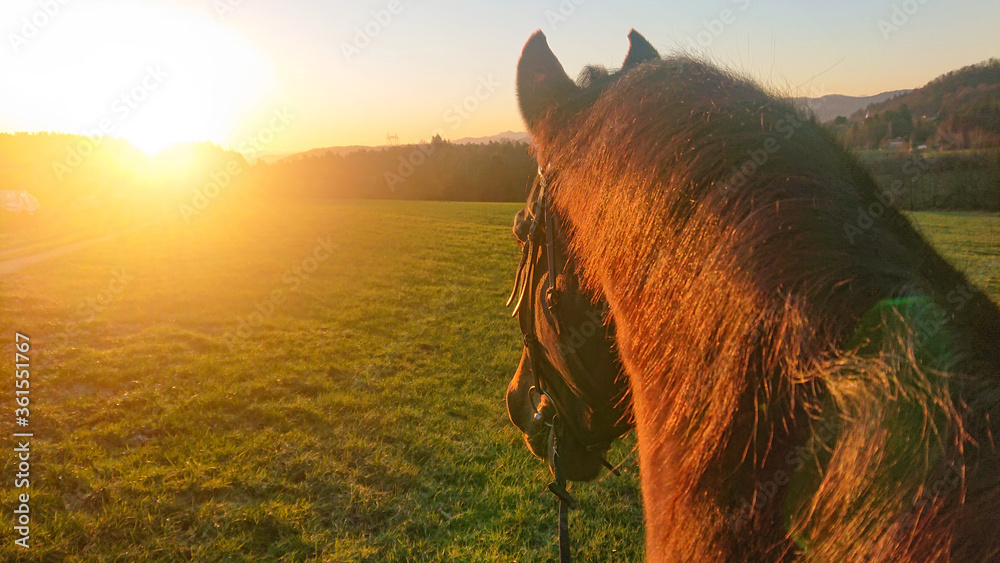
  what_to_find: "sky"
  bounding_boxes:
[0,0,997,156]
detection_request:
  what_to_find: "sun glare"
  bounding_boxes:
[0,0,278,155]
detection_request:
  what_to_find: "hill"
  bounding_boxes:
[275,145,373,163]
[826,58,1000,150]
[451,130,530,145]
[251,136,536,202]
[849,59,1000,123]
[795,90,911,123]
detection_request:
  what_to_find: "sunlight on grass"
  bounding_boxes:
[0,199,644,561]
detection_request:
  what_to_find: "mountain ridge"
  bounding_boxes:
[794,90,913,123]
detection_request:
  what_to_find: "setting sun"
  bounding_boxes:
[0,0,277,154]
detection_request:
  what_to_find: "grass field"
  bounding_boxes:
[1,199,997,561]
[0,199,644,561]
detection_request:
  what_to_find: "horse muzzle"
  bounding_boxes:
[506,349,612,482]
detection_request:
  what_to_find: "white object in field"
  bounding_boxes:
[0,190,40,214]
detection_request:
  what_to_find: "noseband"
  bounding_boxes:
[507,168,621,562]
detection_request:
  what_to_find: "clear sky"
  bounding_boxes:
[1,0,997,155]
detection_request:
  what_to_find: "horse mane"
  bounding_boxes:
[531,51,1000,559]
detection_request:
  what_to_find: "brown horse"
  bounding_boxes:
[507,29,1000,561]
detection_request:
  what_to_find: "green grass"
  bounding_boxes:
[907,211,1000,298]
[0,200,996,561]
[0,198,643,561]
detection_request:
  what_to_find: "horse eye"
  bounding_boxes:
[555,273,574,293]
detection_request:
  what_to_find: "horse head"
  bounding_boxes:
[506,30,661,482]
[505,168,630,482]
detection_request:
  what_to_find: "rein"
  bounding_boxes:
[506,168,620,563]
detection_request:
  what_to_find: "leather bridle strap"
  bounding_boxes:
[509,167,625,563]
[507,169,577,562]
[522,331,575,563]
[548,417,576,563]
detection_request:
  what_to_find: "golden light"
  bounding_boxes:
[0,0,278,155]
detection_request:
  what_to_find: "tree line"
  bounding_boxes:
[249,136,537,202]
[1,130,996,222]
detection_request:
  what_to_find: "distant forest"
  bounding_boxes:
[1,131,997,217]
[4,59,1000,218]
[252,136,536,201]
[0,133,538,216]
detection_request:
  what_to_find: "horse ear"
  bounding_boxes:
[517,31,578,132]
[623,29,659,69]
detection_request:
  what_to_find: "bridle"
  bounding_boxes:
[506,167,624,563]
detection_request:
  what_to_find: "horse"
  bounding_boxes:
[506,29,1000,561]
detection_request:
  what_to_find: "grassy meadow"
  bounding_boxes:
[0,198,643,561]
[1,197,998,561]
